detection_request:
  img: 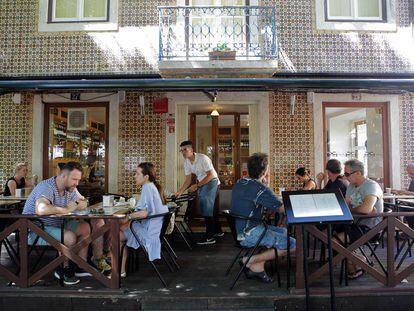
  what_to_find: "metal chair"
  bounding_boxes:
[222,209,281,290]
[121,210,176,287]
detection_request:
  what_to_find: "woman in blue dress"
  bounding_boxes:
[120,162,168,277]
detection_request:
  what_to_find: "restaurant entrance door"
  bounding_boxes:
[323,102,389,188]
[189,112,250,190]
[43,102,109,203]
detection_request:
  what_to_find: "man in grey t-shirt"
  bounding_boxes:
[336,159,383,279]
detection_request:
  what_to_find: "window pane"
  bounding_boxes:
[328,0,351,17]
[55,0,77,19]
[357,0,381,18]
[84,0,107,18]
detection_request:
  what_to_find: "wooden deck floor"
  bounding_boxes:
[1,231,414,310]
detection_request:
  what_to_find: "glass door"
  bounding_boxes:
[43,103,108,202]
[324,103,389,188]
[217,115,236,188]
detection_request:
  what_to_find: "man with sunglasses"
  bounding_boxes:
[175,140,223,245]
[336,159,383,279]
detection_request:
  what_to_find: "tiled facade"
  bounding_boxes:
[0,1,412,76]
[0,93,33,188]
[399,93,414,188]
[0,1,413,192]
[269,92,314,191]
[118,92,166,195]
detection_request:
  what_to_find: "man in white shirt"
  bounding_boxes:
[175,140,223,245]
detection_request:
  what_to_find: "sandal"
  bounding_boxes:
[347,269,364,280]
[245,269,274,283]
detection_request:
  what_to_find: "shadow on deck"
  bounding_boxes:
[1,233,414,310]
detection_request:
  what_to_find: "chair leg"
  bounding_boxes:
[161,250,174,272]
[149,260,168,287]
[225,247,244,276]
[163,237,178,259]
[230,228,267,290]
[174,224,192,250]
[180,222,195,244]
[274,248,281,287]
[163,244,180,270]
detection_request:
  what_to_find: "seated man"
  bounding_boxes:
[392,163,414,228]
[23,162,91,285]
[231,153,296,283]
[336,159,384,279]
[316,158,349,197]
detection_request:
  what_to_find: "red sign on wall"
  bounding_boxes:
[153,98,168,113]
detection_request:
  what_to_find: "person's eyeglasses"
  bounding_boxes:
[344,171,358,177]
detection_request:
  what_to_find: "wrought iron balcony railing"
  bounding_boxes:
[159,6,277,61]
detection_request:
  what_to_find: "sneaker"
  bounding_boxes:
[197,237,216,245]
[54,268,80,285]
[74,267,92,277]
[92,257,112,272]
[214,231,224,238]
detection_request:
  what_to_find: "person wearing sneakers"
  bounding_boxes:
[231,153,296,283]
[56,163,111,274]
[175,140,223,245]
[22,162,91,285]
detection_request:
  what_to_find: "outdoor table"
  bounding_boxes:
[0,195,29,201]
[0,211,127,289]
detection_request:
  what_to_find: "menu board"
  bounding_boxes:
[289,193,343,218]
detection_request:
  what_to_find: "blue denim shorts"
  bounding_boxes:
[28,220,80,246]
[240,225,296,250]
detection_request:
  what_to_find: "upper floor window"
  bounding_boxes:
[315,0,396,31]
[49,0,109,23]
[38,0,118,32]
[325,0,385,22]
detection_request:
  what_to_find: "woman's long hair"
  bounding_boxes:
[138,162,166,204]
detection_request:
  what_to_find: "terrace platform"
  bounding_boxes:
[1,231,414,310]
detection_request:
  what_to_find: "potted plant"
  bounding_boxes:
[208,43,236,61]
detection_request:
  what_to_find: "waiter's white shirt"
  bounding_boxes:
[184,153,220,185]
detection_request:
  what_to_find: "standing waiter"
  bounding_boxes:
[175,140,223,245]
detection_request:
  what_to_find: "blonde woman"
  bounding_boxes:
[3,163,36,196]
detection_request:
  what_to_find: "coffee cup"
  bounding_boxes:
[15,189,23,197]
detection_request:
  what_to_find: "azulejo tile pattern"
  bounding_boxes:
[0,94,33,190]
[268,92,314,191]
[399,93,414,189]
[118,92,166,195]
[0,0,413,76]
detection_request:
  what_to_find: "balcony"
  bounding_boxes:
[158,6,278,73]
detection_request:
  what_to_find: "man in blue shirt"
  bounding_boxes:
[231,153,296,283]
[23,162,91,285]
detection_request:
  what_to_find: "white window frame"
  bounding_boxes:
[325,0,384,22]
[38,0,118,32]
[315,0,396,31]
[50,0,109,23]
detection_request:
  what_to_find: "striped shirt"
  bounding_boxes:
[23,177,80,227]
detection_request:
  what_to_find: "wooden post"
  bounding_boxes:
[387,216,396,286]
[110,219,120,289]
[296,225,305,289]
[19,219,28,288]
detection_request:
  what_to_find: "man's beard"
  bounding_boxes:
[65,186,75,192]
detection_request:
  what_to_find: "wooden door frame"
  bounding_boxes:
[322,102,390,187]
[189,112,247,187]
[43,102,110,193]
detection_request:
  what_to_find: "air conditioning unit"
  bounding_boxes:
[67,109,88,131]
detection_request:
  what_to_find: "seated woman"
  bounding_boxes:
[119,162,168,277]
[3,162,36,196]
[295,167,316,190]
[231,153,296,283]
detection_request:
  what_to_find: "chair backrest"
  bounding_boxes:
[160,211,174,239]
[222,210,239,245]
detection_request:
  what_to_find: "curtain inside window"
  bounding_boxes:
[328,0,352,17]
[357,0,380,18]
[84,0,107,18]
[55,0,78,18]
